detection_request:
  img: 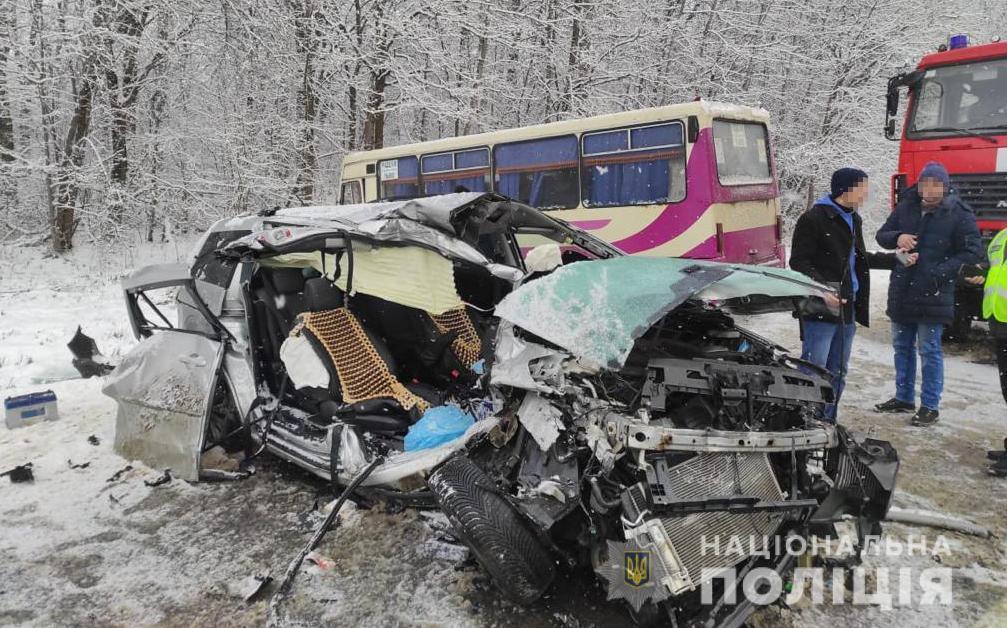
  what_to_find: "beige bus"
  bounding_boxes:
[339,101,784,264]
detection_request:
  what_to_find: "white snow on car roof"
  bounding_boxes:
[275,192,486,229]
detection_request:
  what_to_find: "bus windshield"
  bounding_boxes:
[909,58,1007,137]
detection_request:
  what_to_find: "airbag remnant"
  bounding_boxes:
[333,246,462,315]
[280,334,329,390]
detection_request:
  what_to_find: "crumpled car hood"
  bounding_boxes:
[494,257,833,369]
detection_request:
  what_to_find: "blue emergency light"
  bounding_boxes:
[949,34,969,50]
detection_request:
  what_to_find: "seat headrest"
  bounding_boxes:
[271,268,307,294]
[304,278,344,311]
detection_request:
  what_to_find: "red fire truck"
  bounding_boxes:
[886,34,1007,339]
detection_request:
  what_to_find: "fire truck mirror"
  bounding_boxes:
[885,117,898,140]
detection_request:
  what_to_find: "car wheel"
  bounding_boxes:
[427,455,555,605]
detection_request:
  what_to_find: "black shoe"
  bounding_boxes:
[911,407,940,426]
[987,437,1007,461]
[875,397,915,413]
[990,456,1007,477]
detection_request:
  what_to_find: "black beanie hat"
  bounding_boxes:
[830,167,869,198]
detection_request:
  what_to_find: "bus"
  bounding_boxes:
[338,102,785,266]
[886,34,1007,337]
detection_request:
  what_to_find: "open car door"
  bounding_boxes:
[102,264,229,481]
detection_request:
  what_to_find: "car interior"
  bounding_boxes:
[245,250,510,451]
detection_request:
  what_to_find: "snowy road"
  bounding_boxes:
[2,244,1006,627]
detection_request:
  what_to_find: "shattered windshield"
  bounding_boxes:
[494,257,831,368]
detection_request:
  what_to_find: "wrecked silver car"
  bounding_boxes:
[103,192,898,625]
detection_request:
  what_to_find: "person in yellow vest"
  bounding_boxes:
[962,227,1007,476]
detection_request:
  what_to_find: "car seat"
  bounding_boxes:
[293,278,431,434]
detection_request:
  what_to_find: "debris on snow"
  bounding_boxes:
[106,464,133,482]
[144,469,173,487]
[887,505,991,538]
[305,551,336,570]
[1,462,34,483]
[67,326,115,378]
[201,445,241,472]
[225,572,273,603]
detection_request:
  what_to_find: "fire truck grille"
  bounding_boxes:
[950,173,1007,219]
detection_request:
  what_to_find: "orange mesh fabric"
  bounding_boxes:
[300,309,429,414]
[430,307,482,368]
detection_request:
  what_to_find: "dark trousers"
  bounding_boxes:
[997,338,1007,406]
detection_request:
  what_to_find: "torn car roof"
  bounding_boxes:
[274,192,488,234]
[494,257,835,369]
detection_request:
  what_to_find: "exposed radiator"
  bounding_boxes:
[652,452,785,586]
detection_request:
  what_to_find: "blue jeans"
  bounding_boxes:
[800,320,856,421]
[892,322,943,410]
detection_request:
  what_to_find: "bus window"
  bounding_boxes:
[581,122,686,207]
[493,136,579,209]
[712,120,772,186]
[422,148,490,195]
[378,156,420,199]
[340,179,363,204]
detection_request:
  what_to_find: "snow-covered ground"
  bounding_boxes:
[2,242,1006,627]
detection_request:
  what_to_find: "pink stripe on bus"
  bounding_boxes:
[611,128,715,254]
[611,127,779,257]
[568,219,611,231]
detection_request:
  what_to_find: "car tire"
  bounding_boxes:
[427,455,555,605]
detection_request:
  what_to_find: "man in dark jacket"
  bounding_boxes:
[874,161,983,426]
[790,168,895,421]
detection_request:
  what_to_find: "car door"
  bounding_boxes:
[102,264,230,481]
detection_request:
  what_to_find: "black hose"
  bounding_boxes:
[589,477,622,511]
[267,456,383,627]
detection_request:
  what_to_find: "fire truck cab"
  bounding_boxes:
[886,34,1007,338]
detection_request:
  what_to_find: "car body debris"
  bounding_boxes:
[143,469,172,487]
[1,462,34,483]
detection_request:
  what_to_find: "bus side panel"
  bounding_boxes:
[597,127,715,256]
[593,126,782,265]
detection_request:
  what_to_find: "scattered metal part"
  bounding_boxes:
[144,469,173,487]
[226,573,272,603]
[887,506,991,537]
[1,463,34,483]
[106,465,133,482]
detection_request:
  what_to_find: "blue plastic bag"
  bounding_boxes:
[404,405,474,451]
